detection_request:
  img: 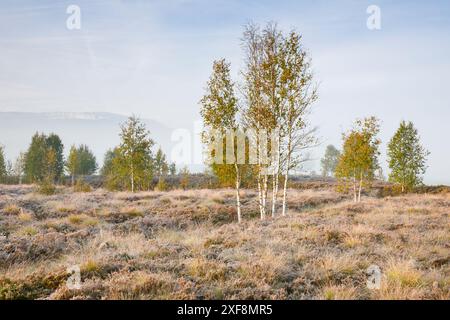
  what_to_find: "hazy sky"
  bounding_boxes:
[1,0,449,184]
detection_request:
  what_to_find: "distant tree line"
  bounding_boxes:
[0,116,177,192]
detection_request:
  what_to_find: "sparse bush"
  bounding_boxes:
[74,179,92,193]
[20,226,38,236]
[3,204,22,215]
[68,214,84,225]
[386,261,423,288]
[38,179,56,195]
[120,207,144,218]
[322,285,357,300]
[379,184,403,197]
[0,271,69,300]
[81,260,101,274]
[67,214,97,227]
[179,167,190,190]
[18,212,33,222]
[80,260,120,280]
[155,177,168,191]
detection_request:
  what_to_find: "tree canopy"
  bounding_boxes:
[66,144,98,185]
[387,121,429,192]
[101,116,154,192]
[24,132,64,183]
[321,145,341,177]
[335,117,381,202]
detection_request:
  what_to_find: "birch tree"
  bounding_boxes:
[200,59,243,223]
[387,121,429,192]
[242,23,271,220]
[279,31,318,216]
[66,145,98,186]
[24,133,64,184]
[335,117,381,202]
[154,147,169,191]
[321,145,341,177]
[14,152,26,185]
[241,23,318,218]
[66,145,78,186]
[260,24,284,218]
[201,23,319,220]
[118,116,154,192]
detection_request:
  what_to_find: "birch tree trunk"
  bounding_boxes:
[282,130,292,216]
[262,173,268,216]
[358,172,363,202]
[234,163,242,223]
[257,176,264,220]
[256,136,265,220]
[131,162,135,193]
[358,180,362,202]
[271,168,276,218]
[281,169,289,216]
[271,133,281,218]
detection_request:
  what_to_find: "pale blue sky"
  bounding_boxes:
[1,0,449,184]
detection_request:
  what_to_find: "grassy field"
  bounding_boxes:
[0,185,448,300]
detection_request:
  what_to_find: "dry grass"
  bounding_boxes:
[3,204,22,215]
[0,185,448,300]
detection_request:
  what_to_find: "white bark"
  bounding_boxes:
[271,168,277,218]
[271,133,281,218]
[358,180,362,202]
[234,163,242,223]
[281,127,294,216]
[281,156,290,217]
[257,175,265,220]
[262,173,268,216]
[358,172,363,202]
[256,134,267,220]
[281,171,288,216]
[131,162,135,193]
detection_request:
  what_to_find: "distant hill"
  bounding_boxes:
[0,112,174,167]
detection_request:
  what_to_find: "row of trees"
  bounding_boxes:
[200,23,318,222]
[321,118,429,201]
[0,132,97,186]
[0,116,180,191]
